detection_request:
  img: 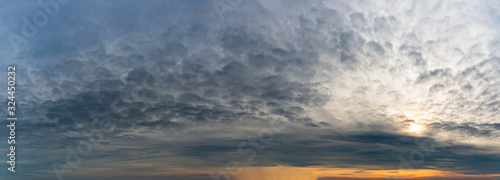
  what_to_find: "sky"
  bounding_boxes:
[0,0,499,180]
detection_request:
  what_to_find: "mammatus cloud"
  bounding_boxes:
[0,0,498,180]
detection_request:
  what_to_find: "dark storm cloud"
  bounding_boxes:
[427,122,500,138]
[170,129,500,174]
[15,0,336,137]
[0,0,499,179]
[3,1,339,178]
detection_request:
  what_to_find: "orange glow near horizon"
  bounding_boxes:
[41,164,500,180]
[233,166,500,180]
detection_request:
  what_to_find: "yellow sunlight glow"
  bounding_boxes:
[408,123,423,133]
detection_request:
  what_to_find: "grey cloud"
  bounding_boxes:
[417,68,453,83]
[428,122,500,138]
[0,0,499,179]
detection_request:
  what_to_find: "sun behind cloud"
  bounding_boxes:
[408,123,423,133]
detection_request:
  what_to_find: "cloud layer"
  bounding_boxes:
[0,0,499,179]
